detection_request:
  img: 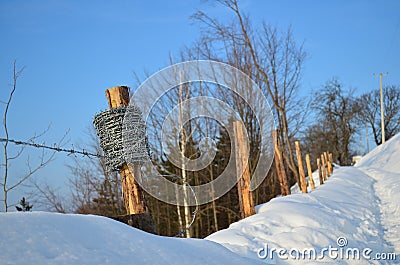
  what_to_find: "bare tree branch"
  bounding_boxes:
[1,61,66,212]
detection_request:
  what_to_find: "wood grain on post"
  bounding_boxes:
[106,86,146,215]
[317,158,324,185]
[321,154,327,181]
[294,141,308,193]
[305,154,315,190]
[328,153,333,175]
[323,152,330,178]
[233,121,255,218]
[272,130,290,196]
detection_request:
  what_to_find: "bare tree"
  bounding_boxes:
[311,79,359,165]
[192,0,307,187]
[123,0,306,236]
[66,126,125,216]
[1,61,60,212]
[29,180,68,213]
[356,85,400,145]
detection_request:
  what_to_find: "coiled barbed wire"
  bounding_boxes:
[93,107,127,173]
[123,104,151,165]
[93,104,150,174]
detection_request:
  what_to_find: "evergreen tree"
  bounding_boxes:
[15,197,33,212]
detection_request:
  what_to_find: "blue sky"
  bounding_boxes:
[1,0,399,209]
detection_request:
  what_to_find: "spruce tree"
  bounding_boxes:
[15,197,33,212]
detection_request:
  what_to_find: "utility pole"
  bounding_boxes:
[374,73,388,144]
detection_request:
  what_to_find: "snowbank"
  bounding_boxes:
[0,212,260,265]
[207,134,400,264]
[355,133,400,173]
[207,167,394,264]
[1,134,399,264]
[356,133,400,255]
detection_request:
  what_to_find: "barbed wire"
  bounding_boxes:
[0,137,105,158]
[93,105,151,174]
[1,136,199,237]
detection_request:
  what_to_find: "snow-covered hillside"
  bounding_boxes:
[207,134,400,264]
[356,133,400,259]
[0,212,258,265]
[1,134,399,264]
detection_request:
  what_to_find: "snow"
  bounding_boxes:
[207,167,394,264]
[355,133,400,173]
[1,134,399,264]
[0,212,259,265]
[355,133,400,256]
[207,134,400,264]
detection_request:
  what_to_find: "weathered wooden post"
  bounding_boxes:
[105,86,147,215]
[305,154,315,190]
[295,141,308,193]
[272,130,290,196]
[94,86,155,233]
[233,121,255,218]
[328,153,333,175]
[323,152,330,178]
[317,158,324,185]
[321,154,328,181]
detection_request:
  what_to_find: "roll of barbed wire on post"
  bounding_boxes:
[122,104,151,166]
[93,86,155,234]
[93,104,151,174]
[93,107,127,173]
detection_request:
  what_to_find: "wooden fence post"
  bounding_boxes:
[317,158,324,185]
[233,121,255,218]
[305,154,315,190]
[328,153,333,175]
[295,141,308,193]
[323,152,330,178]
[272,130,290,196]
[321,154,327,181]
[105,86,147,215]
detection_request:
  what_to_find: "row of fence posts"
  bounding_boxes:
[235,129,336,219]
[293,140,334,194]
[99,87,335,232]
[272,130,334,196]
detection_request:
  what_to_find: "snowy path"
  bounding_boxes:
[206,135,400,264]
[356,133,400,259]
[357,167,400,258]
[207,166,398,264]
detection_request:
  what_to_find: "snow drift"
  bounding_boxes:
[0,212,259,265]
[1,134,399,264]
[207,134,400,264]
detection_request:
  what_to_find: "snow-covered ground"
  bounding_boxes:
[0,212,258,265]
[207,134,400,264]
[1,134,399,264]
